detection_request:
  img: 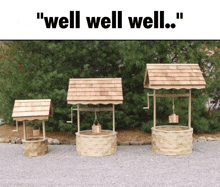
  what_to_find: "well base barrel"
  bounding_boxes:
[152,126,193,155]
[76,130,117,156]
[23,138,48,157]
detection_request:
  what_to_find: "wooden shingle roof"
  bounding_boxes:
[144,64,206,89]
[67,78,123,105]
[12,99,53,121]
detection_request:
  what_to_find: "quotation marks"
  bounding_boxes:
[165,12,183,29]
[176,12,183,19]
[37,12,44,19]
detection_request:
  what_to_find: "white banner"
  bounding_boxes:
[0,0,219,40]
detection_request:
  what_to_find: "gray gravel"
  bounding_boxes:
[0,141,220,187]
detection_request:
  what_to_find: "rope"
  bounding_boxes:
[93,110,100,125]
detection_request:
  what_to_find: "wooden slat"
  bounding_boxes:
[14,101,51,107]
[23,121,26,140]
[12,111,49,117]
[67,100,123,105]
[13,106,50,112]
[77,104,80,133]
[67,91,122,96]
[189,89,192,128]
[147,86,206,89]
[145,63,206,89]
[42,121,46,140]
[148,69,201,73]
[67,78,123,104]
[68,83,121,88]
[12,99,53,119]
[146,86,206,89]
[190,80,206,85]
[69,78,121,81]
[13,116,49,122]
[148,72,202,77]
[15,99,51,103]
[156,93,190,97]
[151,80,205,86]
[68,87,122,92]
[69,79,121,84]
[113,104,115,132]
[67,96,123,101]
[149,76,204,81]
[147,64,200,70]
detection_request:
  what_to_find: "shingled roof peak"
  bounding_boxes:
[144,63,206,89]
[12,99,53,121]
[67,78,123,105]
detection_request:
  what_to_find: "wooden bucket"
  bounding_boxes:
[169,114,179,123]
[92,123,102,134]
[33,129,40,137]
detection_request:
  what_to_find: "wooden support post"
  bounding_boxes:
[23,121,26,141]
[13,121,19,132]
[67,107,73,123]
[16,121,18,131]
[113,104,115,133]
[42,120,46,140]
[188,89,192,128]
[77,104,80,133]
[153,89,156,128]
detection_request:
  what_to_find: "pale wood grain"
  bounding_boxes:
[12,99,53,121]
[67,78,123,104]
[145,64,206,89]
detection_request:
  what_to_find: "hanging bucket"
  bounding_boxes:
[169,113,179,123]
[33,129,40,137]
[92,123,102,134]
[169,96,179,123]
[92,111,102,134]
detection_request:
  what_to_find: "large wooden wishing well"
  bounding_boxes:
[144,64,206,155]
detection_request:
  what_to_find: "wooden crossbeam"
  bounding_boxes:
[155,93,190,97]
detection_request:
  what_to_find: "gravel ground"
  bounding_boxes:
[0,141,220,187]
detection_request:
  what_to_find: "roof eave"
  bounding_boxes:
[12,116,49,122]
[67,100,123,105]
[148,85,206,90]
